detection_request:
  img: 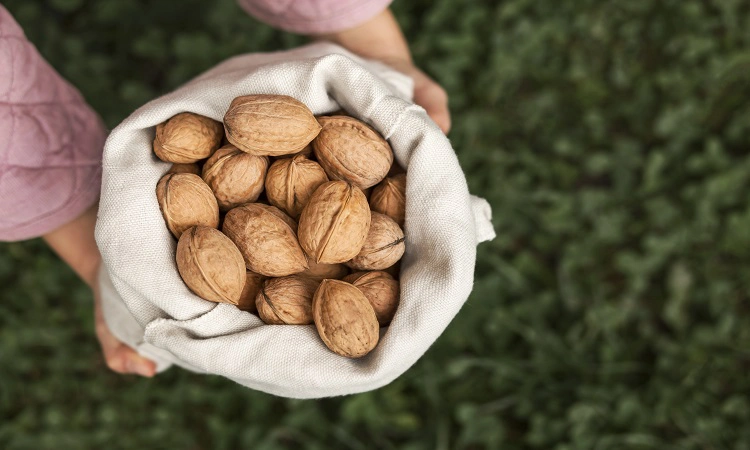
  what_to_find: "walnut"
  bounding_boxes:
[223,95,321,156]
[167,163,201,176]
[382,261,402,279]
[176,226,245,304]
[297,181,371,264]
[153,112,223,163]
[346,213,405,271]
[265,154,329,218]
[344,271,399,326]
[276,144,313,159]
[156,173,219,238]
[312,280,379,358]
[201,144,269,211]
[312,116,393,189]
[237,271,264,313]
[255,276,319,325]
[369,173,406,226]
[222,203,308,277]
[299,260,349,281]
[252,203,298,233]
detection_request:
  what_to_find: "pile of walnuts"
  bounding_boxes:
[153,95,406,358]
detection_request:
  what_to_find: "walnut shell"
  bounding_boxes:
[176,226,245,304]
[202,144,269,211]
[154,112,223,163]
[369,174,406,226]
[168,163,201,175]
[312,279,379,358]
[299,260,349,281]
[298,181,371,264]
[222,203,308,277]
[156,173,220,238]
[253,203,298,233]
[346,213,405,271]
[255,276,318,325]
[276,144,313,159]
[223,95,321,157]
[312,116,393,190]
[237,271,264,313]
[343,271,399,326]
[265,154,329,218]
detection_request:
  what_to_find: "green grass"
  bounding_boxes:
[3,0,750,448]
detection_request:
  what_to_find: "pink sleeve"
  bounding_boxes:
[237,0,393,34]
[0,5,106,241]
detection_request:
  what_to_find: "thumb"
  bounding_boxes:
[123,349,157,377]
[414,80,451,134]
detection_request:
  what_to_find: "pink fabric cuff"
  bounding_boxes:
[237,0,393,35]
[0,169,102,241]
[0,4,106,241]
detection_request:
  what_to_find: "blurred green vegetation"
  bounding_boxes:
[2,0,750,448]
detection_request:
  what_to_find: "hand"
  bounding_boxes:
[379,58,451,133]
[315,8,451,134]
[43,203,156,377]
[93,272,157,377]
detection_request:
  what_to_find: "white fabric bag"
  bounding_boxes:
[95,42,495,398]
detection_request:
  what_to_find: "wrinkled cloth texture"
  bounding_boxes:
[238,0,393,34]
[96,41,495,398]
[0,4,106,241]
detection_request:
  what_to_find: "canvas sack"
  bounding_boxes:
[95,42,495,398]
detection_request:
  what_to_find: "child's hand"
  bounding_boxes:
[378,57,451,133]
[43,203,156,377]
[93,277,157,377]
[316,8,452,134]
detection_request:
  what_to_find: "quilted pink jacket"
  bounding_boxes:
[0,0,391,241]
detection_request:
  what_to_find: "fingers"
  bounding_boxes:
[122,348,157,377]
[378,58,452,133]
[95,308,157,377]
[101,341,157,377]
[93,280,157,377]
[412,72,452,134]
[418,84,451,134]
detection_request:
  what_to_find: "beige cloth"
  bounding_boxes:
[95,42,495,398]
